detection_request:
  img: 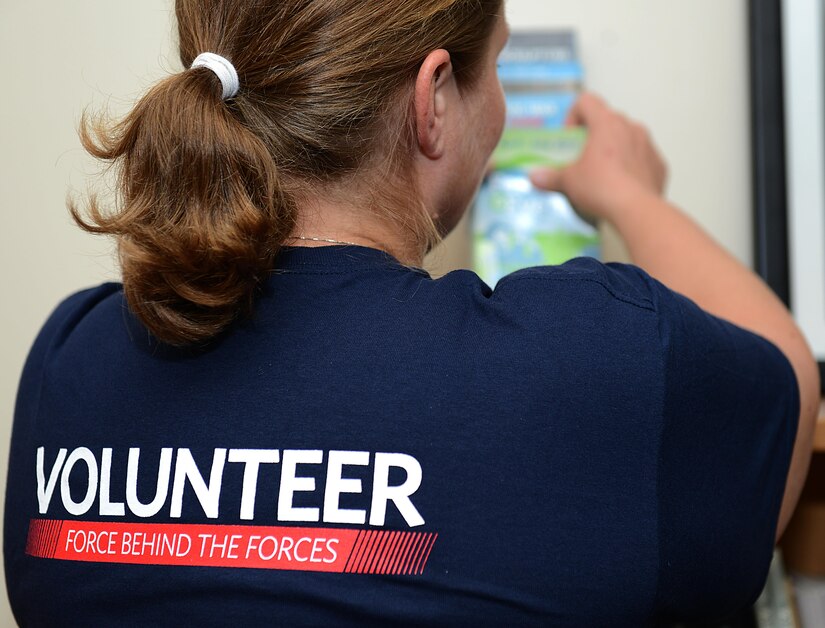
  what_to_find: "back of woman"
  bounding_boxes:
[4,0,817,626]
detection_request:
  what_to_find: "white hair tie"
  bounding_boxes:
[191,52,240,101]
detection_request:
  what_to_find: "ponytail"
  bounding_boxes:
[70,66,295,346]
[70,0,500,346]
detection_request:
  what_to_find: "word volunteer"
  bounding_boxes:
[36,447,426,528]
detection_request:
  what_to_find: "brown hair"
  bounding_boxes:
[70,0,502,346]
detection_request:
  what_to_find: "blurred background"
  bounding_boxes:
[0,1,759,625]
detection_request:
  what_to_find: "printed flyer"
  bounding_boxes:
[474,31,600,286]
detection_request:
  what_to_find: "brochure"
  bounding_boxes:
[474,31,599,286]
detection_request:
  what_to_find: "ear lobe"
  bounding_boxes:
[414,49,453,160]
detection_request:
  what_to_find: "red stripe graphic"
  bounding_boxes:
[353,530,376,574]
[388,529,408,574]
[359,530,380,575]
[414,533,438,575]
[25,519,437,575]
[400,532,422,575]
[365,530,388,574]
[377,531,396,573]
[376,531,399,574]
[343,529,365,574]
[26,519,64,559]
[390,531,413,575]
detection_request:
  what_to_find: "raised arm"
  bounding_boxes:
[530,92,819,540]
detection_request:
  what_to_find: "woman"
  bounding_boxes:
[5,0,818,625]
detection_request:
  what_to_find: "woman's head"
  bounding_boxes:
[71,0,504,346]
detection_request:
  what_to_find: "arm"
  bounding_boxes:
[530,92,819,540]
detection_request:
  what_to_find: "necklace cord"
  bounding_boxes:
[289,235,362,247]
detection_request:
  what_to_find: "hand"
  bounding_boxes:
[529,92,668,223]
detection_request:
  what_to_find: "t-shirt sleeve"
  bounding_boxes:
[645,273,800,620]
[5,284,122,587]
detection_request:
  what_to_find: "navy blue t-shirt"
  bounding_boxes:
[5,246,799,626]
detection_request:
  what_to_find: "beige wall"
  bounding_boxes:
[0,1,749,623]
[432,0,752,276]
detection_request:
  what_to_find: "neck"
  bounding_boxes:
[286,197,425,266]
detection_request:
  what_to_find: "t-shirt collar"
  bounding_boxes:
[274,245,429,276]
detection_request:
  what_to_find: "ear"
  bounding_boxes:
[414,49,454,160]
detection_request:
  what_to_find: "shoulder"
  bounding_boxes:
[24,282,125,374]
[417,258,664,337]
[492,257,656,312]
[421,258,660,325]
[420,259,665,365]
[37,282,125,349]
[14,282,124,429]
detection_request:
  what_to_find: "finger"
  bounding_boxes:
[565,100,587,128]
[656,155,669,192]
[629,121,653,149]
[529,167,565,192]
[565,92,609,129]
[564,106,580,128]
